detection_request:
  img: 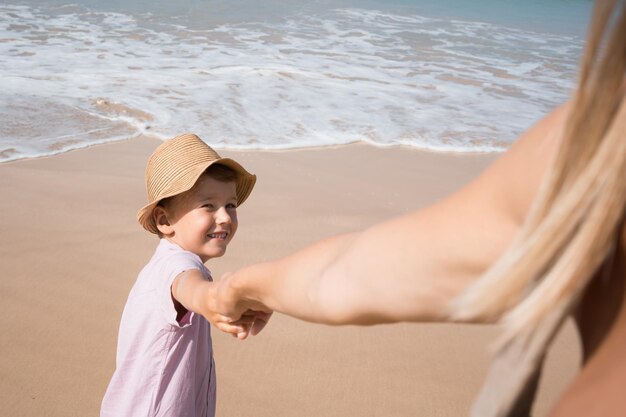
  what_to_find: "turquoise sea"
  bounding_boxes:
[0,0,592,161]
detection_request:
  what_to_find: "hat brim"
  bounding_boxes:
[137,157,256,234]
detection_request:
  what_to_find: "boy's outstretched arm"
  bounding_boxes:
[218,104,568,328]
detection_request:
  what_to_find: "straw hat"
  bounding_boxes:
[137,133,256,234]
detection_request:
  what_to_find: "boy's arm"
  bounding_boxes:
[171,270,259,338]
[218,104,568,327]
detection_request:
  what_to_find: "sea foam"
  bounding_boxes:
[0,3,583,162]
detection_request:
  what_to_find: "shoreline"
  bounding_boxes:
[0,134,506,166]
[0,136,578,417]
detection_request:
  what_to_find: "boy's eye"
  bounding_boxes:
[202,204,215,210]
[226,203,237,209]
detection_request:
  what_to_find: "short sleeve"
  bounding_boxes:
[156,251,208,328]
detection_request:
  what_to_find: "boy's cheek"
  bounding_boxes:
[229,223,238,241]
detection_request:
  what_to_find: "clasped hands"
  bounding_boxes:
[206,272,272,340]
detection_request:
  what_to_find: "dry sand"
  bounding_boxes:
[0,137,579,417]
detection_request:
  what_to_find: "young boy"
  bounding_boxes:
[101,133,263,417]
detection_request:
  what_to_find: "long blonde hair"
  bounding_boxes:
[455,0,626,340]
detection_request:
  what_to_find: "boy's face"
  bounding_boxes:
[165,175,238,262]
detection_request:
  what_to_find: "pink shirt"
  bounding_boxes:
[101,239,216,417]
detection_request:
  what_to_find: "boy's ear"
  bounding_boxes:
[153,206,174,236]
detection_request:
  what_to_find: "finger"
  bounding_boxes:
[250,320,266,336]
[215,311,258,323]
[230,331,250,340]
[215,314,236,323]
[235,321,252,340]
[215,321,245,336]
[231,319,252,339]
[215,314,251,324]
[251,311,273,336]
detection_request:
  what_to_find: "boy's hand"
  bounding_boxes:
[228,310,273,339]
[212,311,256,339]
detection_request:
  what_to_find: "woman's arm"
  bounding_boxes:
[219,104,568,327]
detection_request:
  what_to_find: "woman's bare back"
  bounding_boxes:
[549,226,626,416]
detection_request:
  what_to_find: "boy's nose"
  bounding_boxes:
[215,207,231,224]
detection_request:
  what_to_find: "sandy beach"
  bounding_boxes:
[0,137,580,417]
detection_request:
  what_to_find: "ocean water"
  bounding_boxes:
[0,0,591,162]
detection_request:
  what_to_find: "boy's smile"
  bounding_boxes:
[163,175,238,262]
[208,232,228,239]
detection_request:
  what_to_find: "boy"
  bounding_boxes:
[101,133,264,417]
